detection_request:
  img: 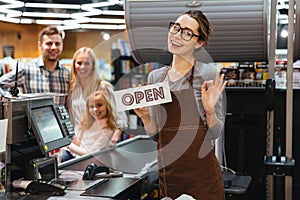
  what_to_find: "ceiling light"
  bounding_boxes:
[6,13,22,18]
[0,0,126,30]
[102,10,125,16]
[22,12,71,18]
[102,32,110,40]
[0,8,22,16]
[81,2,116,9]
[81,0,124,10]
[90,18,125,24]
[20,18,34,24]
[0,16,20,23]
[0,0,23,8]
[36,20,63,25]
[281,29,288,38]
[70,10,102,18]
[63,18,90,25]
[25,3,80,9]
[57,24,81,31]
[81,24,126,30]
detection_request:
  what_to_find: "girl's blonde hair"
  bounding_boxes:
[78,90,117,131]
[69,47,102,97]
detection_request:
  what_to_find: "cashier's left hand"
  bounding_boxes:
[201,72,227,114]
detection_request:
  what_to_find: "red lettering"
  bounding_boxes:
[153,86,165,100]
[122,93,134,106]
[121,86,166,107]
[134,91,144,104]
[144,89,153,102]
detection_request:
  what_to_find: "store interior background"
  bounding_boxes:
[0,0,298,88]
[0,21,127,80]
[1,0,300,200]
[0,21,121,61]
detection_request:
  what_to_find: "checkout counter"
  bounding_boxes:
[58,135,158,199]
[1,95,251,200]
[4,135,158,200]
[1,95,158,199]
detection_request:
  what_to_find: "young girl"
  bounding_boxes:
[67,90,117,157]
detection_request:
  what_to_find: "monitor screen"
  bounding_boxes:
[31,106,64,144]
[24,98,74,154]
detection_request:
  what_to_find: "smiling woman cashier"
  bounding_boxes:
[134,10,227,199]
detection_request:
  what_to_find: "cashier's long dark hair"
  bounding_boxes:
[182,10,213,46]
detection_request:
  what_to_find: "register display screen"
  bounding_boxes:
[32,106,63,143]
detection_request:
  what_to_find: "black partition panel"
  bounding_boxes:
[226,88,300,200]
[224,88,267,200]
[273,90,300,200]
[293,90,300,200]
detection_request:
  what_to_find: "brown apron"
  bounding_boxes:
[157,66,225,199]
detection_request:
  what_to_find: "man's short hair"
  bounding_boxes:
[39,26,63,42]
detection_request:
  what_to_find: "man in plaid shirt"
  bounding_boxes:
[0,26,70,105]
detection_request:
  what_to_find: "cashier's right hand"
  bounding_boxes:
[134,107,151,126]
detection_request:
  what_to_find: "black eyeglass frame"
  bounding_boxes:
[168,22,200,41]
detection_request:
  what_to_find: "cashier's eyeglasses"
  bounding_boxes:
[168,22,200,41]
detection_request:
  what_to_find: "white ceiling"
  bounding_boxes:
[0,0,293,31]
[0,0,125,30]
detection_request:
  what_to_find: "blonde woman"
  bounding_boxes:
[63,47,127,161]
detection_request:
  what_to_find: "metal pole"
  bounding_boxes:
[285,0,294,199]
[267,0,277,199]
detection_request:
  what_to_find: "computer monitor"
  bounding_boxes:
[24,98,75,154]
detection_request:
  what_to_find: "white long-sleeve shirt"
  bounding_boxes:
[68,121,114,157]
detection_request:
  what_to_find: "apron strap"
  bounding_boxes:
[160,65,195,86]
[160,66,170,82]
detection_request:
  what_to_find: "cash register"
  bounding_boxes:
[2,95,75,195]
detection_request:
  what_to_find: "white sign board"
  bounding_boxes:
[114,82,172,112]
[0,119,8,152]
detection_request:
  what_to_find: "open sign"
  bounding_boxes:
[113,82,172,112]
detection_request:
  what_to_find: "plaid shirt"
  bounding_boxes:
[0,56,70,105]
